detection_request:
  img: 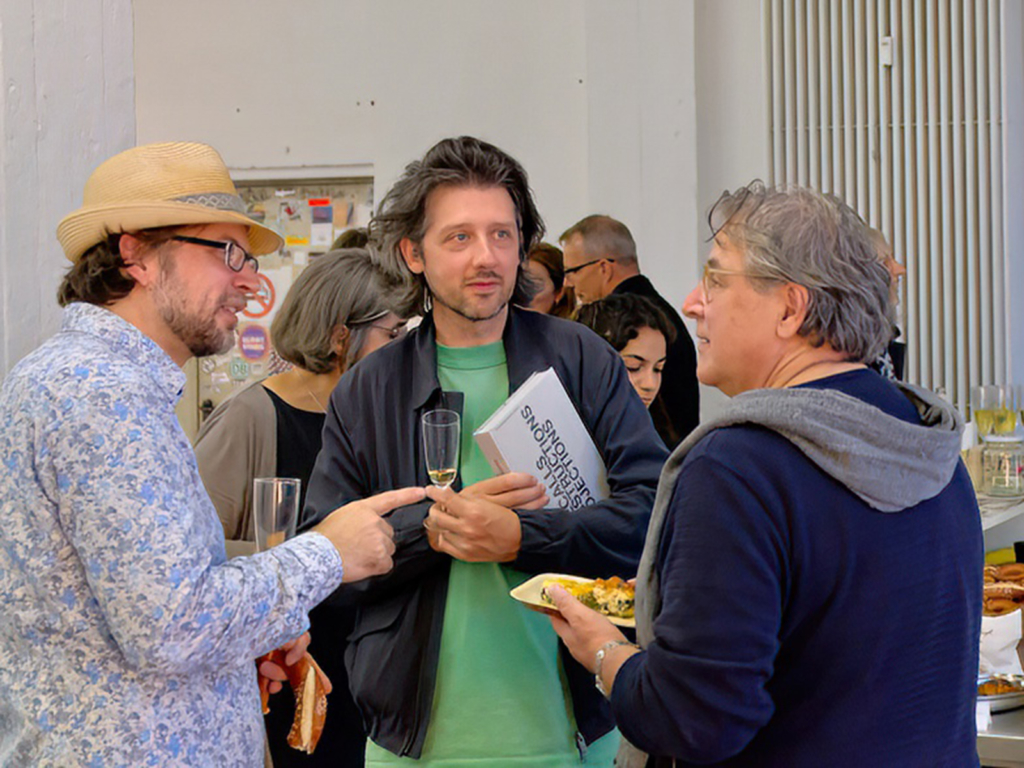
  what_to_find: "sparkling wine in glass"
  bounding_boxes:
[252,477,300,551]
[422,409,460,489]
[973,385,1002,438]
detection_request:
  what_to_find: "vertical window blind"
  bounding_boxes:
[764,0,1005,415]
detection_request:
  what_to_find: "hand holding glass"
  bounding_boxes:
[253,477,300,551]
[422,410,460,489]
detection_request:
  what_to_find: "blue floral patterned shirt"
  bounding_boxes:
[0,303,345,766]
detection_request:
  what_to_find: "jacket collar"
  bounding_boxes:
[407,306,547,410]
[612,273,653,295]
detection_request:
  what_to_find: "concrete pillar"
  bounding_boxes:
[0,0,135,378]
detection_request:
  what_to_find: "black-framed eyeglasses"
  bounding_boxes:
[172,235,259,274]
[564,257,615,276]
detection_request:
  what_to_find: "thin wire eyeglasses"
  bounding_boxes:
[564,257,615,276]
[700,262,759,301]
[368,323,406,340]
[172,235,259,274]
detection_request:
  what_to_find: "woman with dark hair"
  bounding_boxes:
[525,242,576,318]
[194,246,405,767]
[575,293,676,410]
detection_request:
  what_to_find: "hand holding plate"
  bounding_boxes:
[546,584,632,673]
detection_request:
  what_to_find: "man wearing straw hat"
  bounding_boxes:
[0,142,423,766]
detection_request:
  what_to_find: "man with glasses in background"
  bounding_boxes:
[560,215,699,448]
[0,142,421,766]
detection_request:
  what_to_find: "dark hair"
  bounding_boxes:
[271,248,404,374]
[527,242,576,319]
[330,227,369,250]
[574,293,676,351]
[709,181,893,363]
[57,226,180,307]
[559,214,638,267]
[367,136,545,316]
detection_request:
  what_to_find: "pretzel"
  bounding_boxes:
[984,581,1024,602]
[995,563,1024,584]
[259,650,328,754]
[984,597,1022,617]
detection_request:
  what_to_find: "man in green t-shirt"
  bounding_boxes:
[303,136,667,767]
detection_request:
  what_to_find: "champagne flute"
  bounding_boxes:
[422,409,460,489]
[993,385,1017,435]
[973,385,1001,438]
[252,477,300,551]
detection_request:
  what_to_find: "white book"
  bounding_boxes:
[473,368,609,511]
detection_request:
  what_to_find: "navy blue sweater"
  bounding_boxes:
[613,371,982,766]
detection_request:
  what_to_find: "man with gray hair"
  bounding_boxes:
[303,136,666,766]
[561,215,699,448]
[548,182,981,766]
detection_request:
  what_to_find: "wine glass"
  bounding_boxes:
[972,385,1002,438]
[252,477,300,551]
[422,409,460,489]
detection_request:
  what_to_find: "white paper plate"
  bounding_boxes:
[510,573,636,628]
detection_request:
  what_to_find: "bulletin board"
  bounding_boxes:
[194,177,374,423]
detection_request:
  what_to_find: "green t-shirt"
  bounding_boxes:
[366,341,618,767]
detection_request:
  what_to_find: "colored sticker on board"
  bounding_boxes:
[238,325,269,361]
[229,358,250,381]
[243,274,276,319]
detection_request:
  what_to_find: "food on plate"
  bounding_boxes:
[984,597,1022,617]
[995,562,1024,583]
[979,678,1024,697]
[985,582,1024,601]
[541,576,635,620]
[982,562,1024,616]
[258,650,328,754]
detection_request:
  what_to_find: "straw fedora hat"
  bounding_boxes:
[57,142,284,262]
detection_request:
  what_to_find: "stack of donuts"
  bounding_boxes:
[984,563,1024,616]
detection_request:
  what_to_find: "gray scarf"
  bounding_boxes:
[616,381,963,767]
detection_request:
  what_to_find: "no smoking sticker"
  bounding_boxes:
[243,274,276,319]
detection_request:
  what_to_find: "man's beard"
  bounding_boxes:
[430,289,509,324]
[427,270,512,324]
[153,257,238,358]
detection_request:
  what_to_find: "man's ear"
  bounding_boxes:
[599,258,618,293]
[119,233,160,287]
[777,283,810,339]
[400,238,425,275]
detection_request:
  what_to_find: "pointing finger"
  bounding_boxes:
[362,487,427,515]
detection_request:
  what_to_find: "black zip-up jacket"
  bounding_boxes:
[302,307,667,759]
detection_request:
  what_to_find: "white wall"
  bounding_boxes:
[693,0,770,416]
[132,0,700,309]
[0,0,135,378]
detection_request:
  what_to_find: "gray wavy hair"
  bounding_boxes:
[271,247,404,374]
[367,136,544,317]
[709,181,894,363]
